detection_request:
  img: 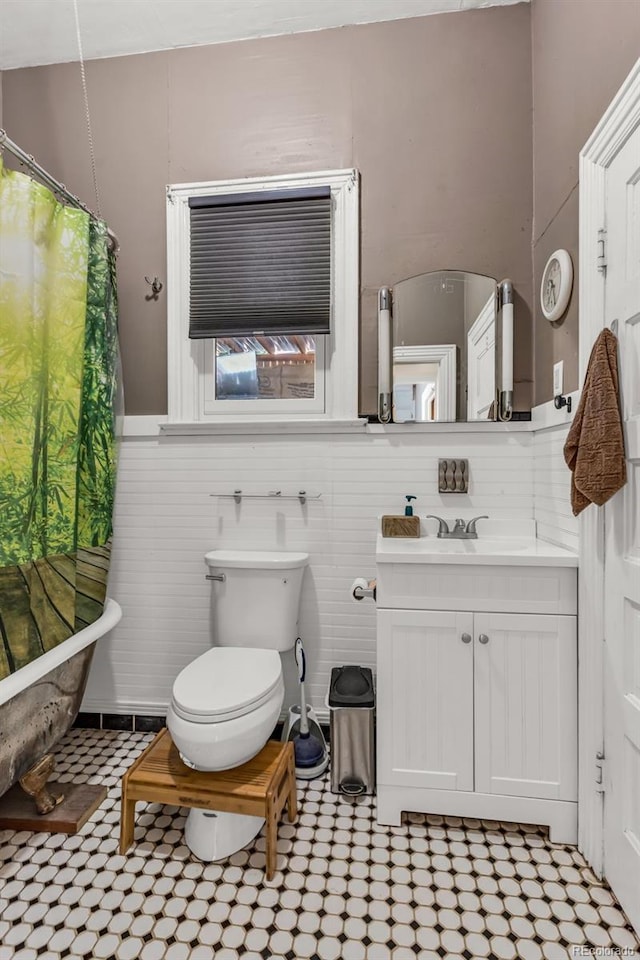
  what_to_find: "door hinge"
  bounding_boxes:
[595,750,605,793]
[597,228,607,272]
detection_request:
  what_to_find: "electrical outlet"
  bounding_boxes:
[553,361,564,397]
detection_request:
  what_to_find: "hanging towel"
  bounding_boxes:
[563,328,626,516]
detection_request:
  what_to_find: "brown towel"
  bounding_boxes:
[563,329,626,516]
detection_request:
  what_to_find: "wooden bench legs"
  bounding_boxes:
[119,731,297,881]
[286,744,297,823]
[264,743,298,878]
[119,784,135,856]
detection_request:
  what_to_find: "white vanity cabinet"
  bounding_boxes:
[375,558,578,843]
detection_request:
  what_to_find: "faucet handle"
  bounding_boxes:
[425,515,450,537]
[465,515,488,534]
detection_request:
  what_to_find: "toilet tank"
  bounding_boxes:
[205,550,309,652]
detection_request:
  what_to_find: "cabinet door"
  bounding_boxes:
[474,613,577,801]
[377,609,474,791]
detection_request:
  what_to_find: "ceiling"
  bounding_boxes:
[0,0,526,70]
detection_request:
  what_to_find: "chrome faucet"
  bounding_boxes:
[426,515,488,539]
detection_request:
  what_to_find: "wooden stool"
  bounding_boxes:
[119,729,297,880]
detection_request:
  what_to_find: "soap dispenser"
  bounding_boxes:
[381,495,420,538]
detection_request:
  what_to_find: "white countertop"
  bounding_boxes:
[376,532,578,567]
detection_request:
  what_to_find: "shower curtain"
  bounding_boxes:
[0,157,120,680]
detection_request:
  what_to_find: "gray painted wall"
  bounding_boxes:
[531,0,640,404]
[2,5,533,415]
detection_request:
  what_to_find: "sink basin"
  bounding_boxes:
[376,533,578,566]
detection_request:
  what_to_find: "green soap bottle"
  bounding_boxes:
[381,495,420,537]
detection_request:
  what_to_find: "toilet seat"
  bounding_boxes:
[171,647,282,724]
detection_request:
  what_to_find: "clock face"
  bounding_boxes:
[540,249,573,322]
[543,259,560,312]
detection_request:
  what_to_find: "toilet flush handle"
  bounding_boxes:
[205,573,226,582]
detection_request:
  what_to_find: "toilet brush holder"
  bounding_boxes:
[281,704,329,779]
[282,703,322,740]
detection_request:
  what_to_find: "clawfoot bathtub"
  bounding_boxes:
[0,599,122,804]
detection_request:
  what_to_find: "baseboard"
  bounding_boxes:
[79,705,332,728]
[74,712,166,733]
[74,711,332,742]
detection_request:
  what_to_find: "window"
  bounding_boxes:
[166,169,359,425]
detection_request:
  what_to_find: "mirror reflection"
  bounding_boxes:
[388,271,500,422]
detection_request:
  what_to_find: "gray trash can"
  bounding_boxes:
[328,666,375,796]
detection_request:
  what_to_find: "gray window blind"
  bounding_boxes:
[188,187,331,339]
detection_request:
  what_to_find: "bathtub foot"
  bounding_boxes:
[19,755,64,815]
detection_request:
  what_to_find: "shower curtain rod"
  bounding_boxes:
[0,128,120,254]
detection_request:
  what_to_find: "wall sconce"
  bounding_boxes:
[499,279,514,421]
[378,287,392,422]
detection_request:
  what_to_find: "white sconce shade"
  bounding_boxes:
[499,279,514,420]
[378,287,392,422]
[502,300,514,393]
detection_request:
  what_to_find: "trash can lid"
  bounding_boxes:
[328,666,375,708]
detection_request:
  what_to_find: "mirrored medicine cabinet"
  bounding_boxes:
[377,271,514,423]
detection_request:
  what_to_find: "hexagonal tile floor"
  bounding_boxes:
[0,729,637,960]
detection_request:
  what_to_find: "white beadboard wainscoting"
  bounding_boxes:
[532,401,579,552]
[83,427,536,719]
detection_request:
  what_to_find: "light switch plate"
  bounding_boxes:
[553,361,564,396]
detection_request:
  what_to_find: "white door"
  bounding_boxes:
[466,294,496,420]
[474,613,578,801]
[602,119,640,934]
[376,609,474,791]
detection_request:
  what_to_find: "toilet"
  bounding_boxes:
[167,548,309,862]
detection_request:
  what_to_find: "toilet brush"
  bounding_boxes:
[291,638,328,774]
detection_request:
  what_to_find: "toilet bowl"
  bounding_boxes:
[166,548,309,863]
[167,647,285,772]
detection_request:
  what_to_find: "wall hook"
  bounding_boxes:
[145,276,163,301]
[554,393,572,413]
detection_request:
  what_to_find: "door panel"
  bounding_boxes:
[474,613,577,801]
[377,609,474,791]
[603,121,640,934]
[467,295,496,420]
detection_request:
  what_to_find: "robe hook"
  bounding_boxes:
[145,276,163,300]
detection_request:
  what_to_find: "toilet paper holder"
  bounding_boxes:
[352,579,377,601]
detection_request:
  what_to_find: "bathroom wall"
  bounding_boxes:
[1,2,596,722]
[531,0,640,404]
[84,427,535,717]
[1,4,534,416]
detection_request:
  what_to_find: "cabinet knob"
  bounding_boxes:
[461,633,472,644]
[478,634,490,644]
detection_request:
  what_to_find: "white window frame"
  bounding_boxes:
[166,168,359,424]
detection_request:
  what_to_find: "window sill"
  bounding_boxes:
[162,419,368,436]
[122,416,537,438]
[122,416,367,438]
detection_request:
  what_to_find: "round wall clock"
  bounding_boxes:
[540,249,573,322]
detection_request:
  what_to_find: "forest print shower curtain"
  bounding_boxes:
[0,157,120,680]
